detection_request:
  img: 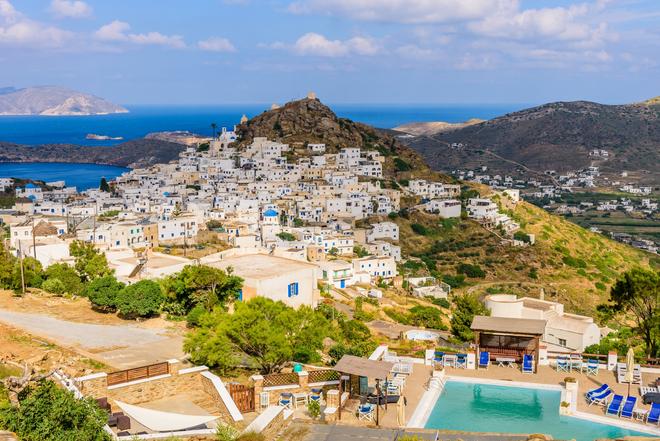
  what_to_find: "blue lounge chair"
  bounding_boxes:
[620,396,637,419]
[647,402,660,425]
[478,351,490,369]
[456,353,467,369]
[522,354,533,374]
[586,383,609,399]
[588,389,613,406]
[606,394,624,416]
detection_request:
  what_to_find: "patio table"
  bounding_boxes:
[496,357,517,368]
[293,392,308,408]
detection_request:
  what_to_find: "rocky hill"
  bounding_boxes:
[235,97,441,180]
[0,139,185,169]
[394,118,483,136]
[404,98,660,184]
[0,86,127,116]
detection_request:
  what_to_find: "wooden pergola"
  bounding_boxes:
[471,315,546,373]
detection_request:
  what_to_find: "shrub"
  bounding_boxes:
[85,275,125,312]
[45,263,83,295]
[42,278,66,295]
[562,256,587,269]
[408,305,447,330]
[186,304,206,327]
[456,263,486,278]
[307,399,321,419]
[216,424,240,441]
[411,223,428,236]
[394,157,412,172]
[430,297,451,308]
[276,232,296,241]
[116,280,165,318]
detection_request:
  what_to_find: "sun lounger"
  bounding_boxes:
[522,354,534,374]
[647,402,660,425]
[620,396,637,419]
[478,351,490,369]
[588,389,613,406]
[606,394,624,416]
[586,383,609,399]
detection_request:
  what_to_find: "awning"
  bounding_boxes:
[471,315,546,336]
[114,400,219,432]
[334,355,394,380]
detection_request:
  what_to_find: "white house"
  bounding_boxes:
[367,221,399,242]
[207,253,319,308]
[425,199,461,218]
[485,294,601,352]
[352,255,397,280]
[466,198,498,220]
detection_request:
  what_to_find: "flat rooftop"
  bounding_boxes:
[208,254,316,279]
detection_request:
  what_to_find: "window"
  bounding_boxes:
[558,338,567,347]
[287,282,299,297]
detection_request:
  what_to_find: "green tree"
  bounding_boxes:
[41,278,66,295]
[605,268,660,357]
[12,257,43,292]
[276,232,296,242]
[99,177,110,192]
[69,241,111,282]
[353,245,369,258]
[451,293,489,342]
[185,298,331,374]
[162,265,243,314]
[408,305,447,330]
[85,275,125,312]
[45,263,83,296]
[116,280,165,318]
[0,380,111,441]
[0,241,16,288]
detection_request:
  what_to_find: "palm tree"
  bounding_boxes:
[210,122,218,139]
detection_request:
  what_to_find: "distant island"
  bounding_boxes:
[86,134,124,141]
[0,86,128,116]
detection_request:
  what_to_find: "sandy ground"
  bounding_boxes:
[0,290,186,370]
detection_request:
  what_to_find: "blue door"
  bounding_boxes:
[340,279,346,288]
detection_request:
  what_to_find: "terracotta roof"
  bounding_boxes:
[471,315,546,336]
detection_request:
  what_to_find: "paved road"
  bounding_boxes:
[0,309,185,369]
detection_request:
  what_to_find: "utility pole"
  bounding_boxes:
[93,206,97,245]
[17,244,25,296]
[31,216,37,260]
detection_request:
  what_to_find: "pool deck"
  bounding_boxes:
[421,364,660,436]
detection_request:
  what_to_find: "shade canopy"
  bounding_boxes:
[114,400,219,432]
[624,348,635,384]
[471,315,546,336]
[334,355,394,380]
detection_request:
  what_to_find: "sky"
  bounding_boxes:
[0,0,658,105]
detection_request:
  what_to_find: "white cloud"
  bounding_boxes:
[94,20,185,48]
[291,32,380,57]
[395,44,440,61]
[50,0,92,19]
[469,4,602,42]
[198,37,236,52]
[289,0,517,24]
[0,0,72,48]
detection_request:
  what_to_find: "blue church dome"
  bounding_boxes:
[264,209,278,217]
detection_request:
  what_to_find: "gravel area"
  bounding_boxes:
[0,309,166,350]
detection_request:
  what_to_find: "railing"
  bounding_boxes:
[308,369,340,384]
[262,372,299,388]
[107,362,169,386]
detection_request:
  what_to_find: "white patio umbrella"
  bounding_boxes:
[396,397,405,427]
[623,348,635,396]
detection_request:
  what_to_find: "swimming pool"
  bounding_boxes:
[424,380,657,441]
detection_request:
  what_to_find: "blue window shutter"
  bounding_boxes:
[238,289,243,301]
[295,282,299,296]
[287,284,292,297]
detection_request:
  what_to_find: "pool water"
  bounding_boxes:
[425,381,656,441]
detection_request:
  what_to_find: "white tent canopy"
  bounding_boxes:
[114,400,219,432]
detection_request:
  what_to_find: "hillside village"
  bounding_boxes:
[0,99,658,441]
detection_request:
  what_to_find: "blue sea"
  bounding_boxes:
[0,104,522,190]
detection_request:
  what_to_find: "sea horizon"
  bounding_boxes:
[0,103,526,146]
